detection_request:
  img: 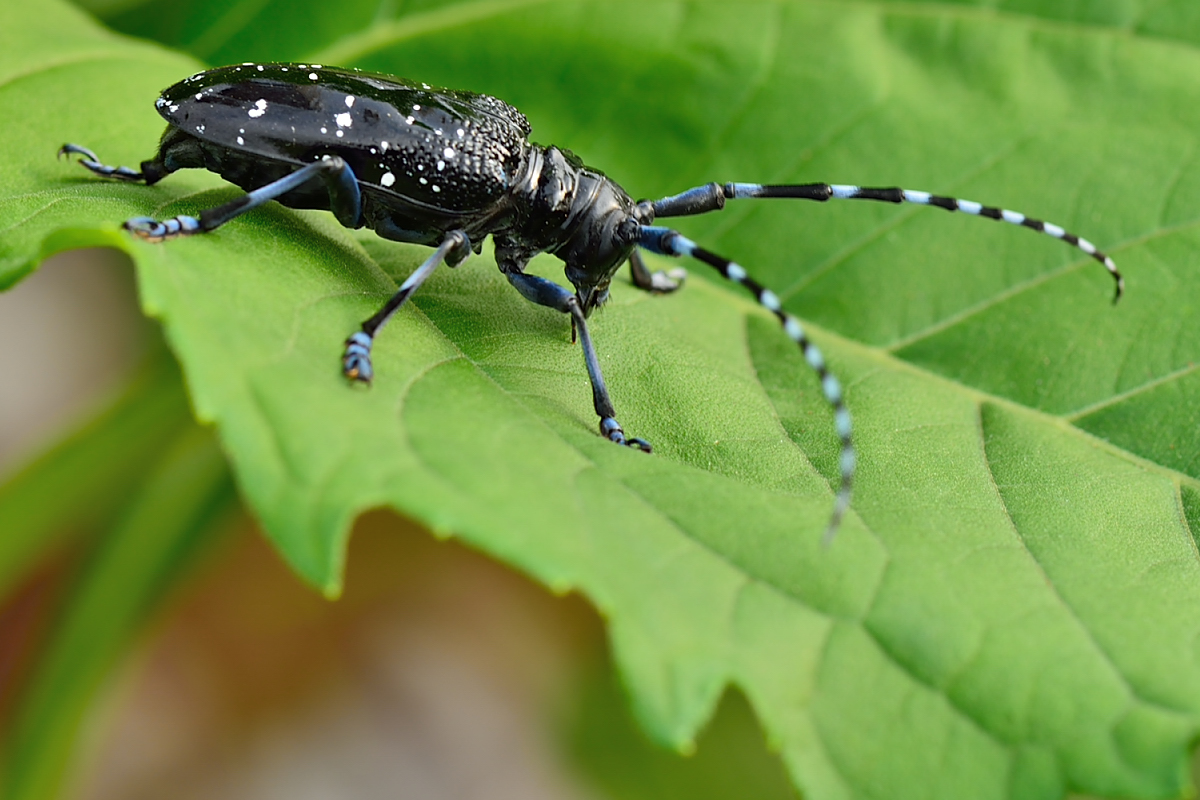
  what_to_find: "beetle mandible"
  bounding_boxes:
[59,63,1123,542]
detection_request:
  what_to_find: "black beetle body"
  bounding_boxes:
[60,62,1124,542]
[145,64,641,302]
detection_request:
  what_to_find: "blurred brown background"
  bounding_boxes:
[0,251,793,800]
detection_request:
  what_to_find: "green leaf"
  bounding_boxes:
[6,1,1200,799]
[2,424,236,800]
[853,0,1200,50]
[0,353,194,600]
[566,674,799,800]
[81,0,516,66]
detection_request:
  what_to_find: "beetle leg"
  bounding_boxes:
[342,230,470,384]
[123,156,363,243]
[58,144,147,182]
[628,249,687,294]
[645,181,1123,301]
[503,269,651,452]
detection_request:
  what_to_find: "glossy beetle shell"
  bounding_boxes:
[159,63,533,213]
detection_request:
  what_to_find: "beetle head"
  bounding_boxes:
[561,174,654,315]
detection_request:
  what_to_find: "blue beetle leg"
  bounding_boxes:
[123,215,202,243]
[58,144,148,182]
[628,249,687,294]
[646,181,1123,301]
[504,269,651,453]
[125,156,364,243]
[343,230,470,384]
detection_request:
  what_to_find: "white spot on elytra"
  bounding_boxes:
[320,127,327,134]
[335,112,352,128]
[336,130,344,137]
[237,136,244,145]
[247,98,267,118]
[311,64,322,68]
[406,116,414,124]
[443,147,454,158]
[195,93,202,99]
[308,72,319,81]
[419,177,427,185]
[437,160,445,171]
[381,172,395,187]
[380,141,389,150]
[281,67,288,71]
[345,96,355,107]
[256,65,264,71]
[168,104,179,112]
[412,104,420,111]
[456,128,464,138]
[432,185,440,192]
[370,147,377,154]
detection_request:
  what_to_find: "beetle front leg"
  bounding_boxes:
[123,156,363,243]
[504,269,651,452]
[629,249,687,294]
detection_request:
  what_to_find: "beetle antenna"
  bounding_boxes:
[648,182,1123,302]
[639,225,854,544]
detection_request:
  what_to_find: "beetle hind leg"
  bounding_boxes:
[123,156,363,244]
[58,144,151,183]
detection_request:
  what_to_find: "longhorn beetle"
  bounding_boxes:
[59,63,1123,542]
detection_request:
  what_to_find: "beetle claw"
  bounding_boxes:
[59,143,145,181]
[58,143,100,162]
[600,417,652,453]
[648,267,687,293]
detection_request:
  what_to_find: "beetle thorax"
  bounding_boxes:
[504,144,643,309]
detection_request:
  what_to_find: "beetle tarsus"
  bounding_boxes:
[648,267,687,292]
[342,331,375,384]
[600,417,652,453]
[123,214,201,242]
[630,250,687,294]
[58,143,146,182]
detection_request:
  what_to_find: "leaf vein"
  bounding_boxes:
[976,400,1193,723]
